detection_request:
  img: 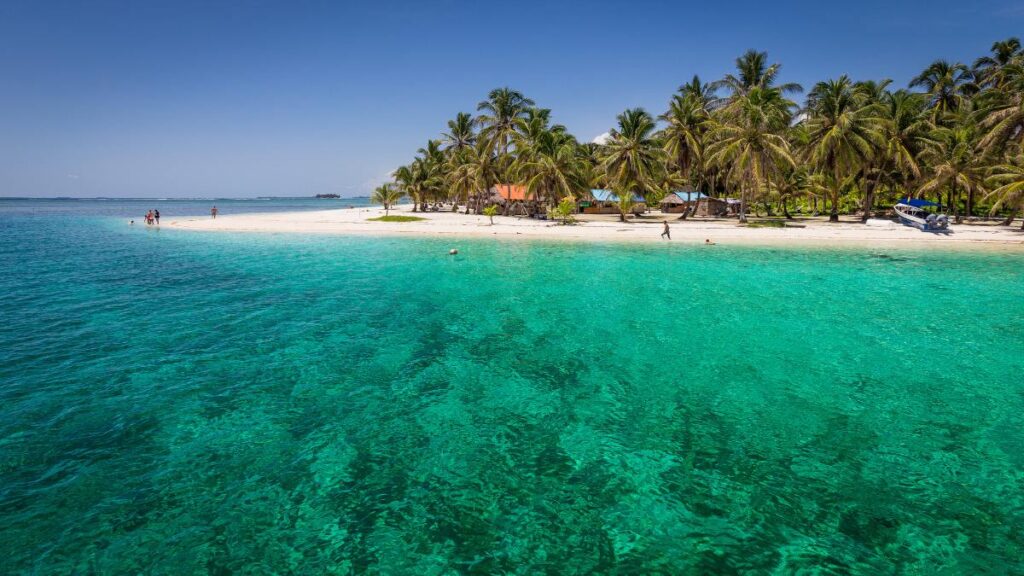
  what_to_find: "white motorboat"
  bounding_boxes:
[894,198,949,231]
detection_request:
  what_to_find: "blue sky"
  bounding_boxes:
[1,0,1022,198]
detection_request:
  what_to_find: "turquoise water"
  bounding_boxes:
[1,199,1023,574]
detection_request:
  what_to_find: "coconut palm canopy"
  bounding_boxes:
[392,40,1024,225]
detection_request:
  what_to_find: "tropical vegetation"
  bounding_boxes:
[371,184,404,216]
[388,39,1024,227]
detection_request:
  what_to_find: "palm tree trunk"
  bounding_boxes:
[738,184,748,223]
[860,173,880,223]
[782,198,793,220]
[1001,207,1018,226]
[829,167,840,222]
[946,180,954,223]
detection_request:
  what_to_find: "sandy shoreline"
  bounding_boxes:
[166,204,1024,251]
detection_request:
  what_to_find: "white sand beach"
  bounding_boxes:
[167,204,1024,250]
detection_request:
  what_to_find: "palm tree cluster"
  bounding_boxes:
[391,40,1024,226]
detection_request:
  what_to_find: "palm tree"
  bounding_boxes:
[613,191,638,222]
[863,90,934,220]
[707,87,795,222]
[772,166,824,219]
[984,154,1024,227]
[392,164,419,211]
[804,76,883,222]
[371,184,404,216]
[449,140,500,214]
[415,140,447,207]
[910,60,976,123]
[917,123,986,222]
[514,129,585,206]
[978,60,1024,154]
[715,49,803,98]
[973,37,1022,88]
[389,161,425,211]
[477,88,534,184]
[441,112,476,152]
[660,90,712,187]
[446,147,478,210]
[600,108,666,220]
[678,74,719,110]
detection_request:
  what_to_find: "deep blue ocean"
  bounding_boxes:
[1,198,1022,574]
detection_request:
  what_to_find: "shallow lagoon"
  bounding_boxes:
[1,200,1022,573]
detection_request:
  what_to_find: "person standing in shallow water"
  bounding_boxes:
[211,206,218,219]
[154,209,160,226]
[661,221,671,240]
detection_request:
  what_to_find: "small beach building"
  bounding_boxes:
[473,184,536,214]
[724,198,742,215]
[692,196,729,217]
[658,192,687,213]
[584,189,646,214]
[493,184,537,216]
[660,188,708,213]
[493,184,529,202]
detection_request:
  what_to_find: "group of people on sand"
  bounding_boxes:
[131,206,219,226]
[134,209,160,226]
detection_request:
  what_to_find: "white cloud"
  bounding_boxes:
[592,132,611,145]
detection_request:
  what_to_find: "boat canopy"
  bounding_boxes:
[899,198,939,208]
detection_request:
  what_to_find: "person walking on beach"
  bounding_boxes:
[211,206,218,219]
[154,209,160,226]
[661,221,671,240]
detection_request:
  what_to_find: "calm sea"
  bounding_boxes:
[1,198,1022,573]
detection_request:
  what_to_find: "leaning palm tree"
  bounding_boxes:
[984,153,1024,227]
[415,140,448,207]
[600,108,667,220]
[371,184,404,216]
[917,123,986,221]
[392,164,418,211]
[910,60,976,123]
[706,87,796,222]
[804,76,884,222]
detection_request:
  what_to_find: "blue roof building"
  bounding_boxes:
[589,189,645,203]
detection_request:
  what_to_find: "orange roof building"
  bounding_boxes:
[492,184,529,201]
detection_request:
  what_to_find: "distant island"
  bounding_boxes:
[314,193,341,199]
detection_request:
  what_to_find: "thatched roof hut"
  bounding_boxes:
[472,187,507,206]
